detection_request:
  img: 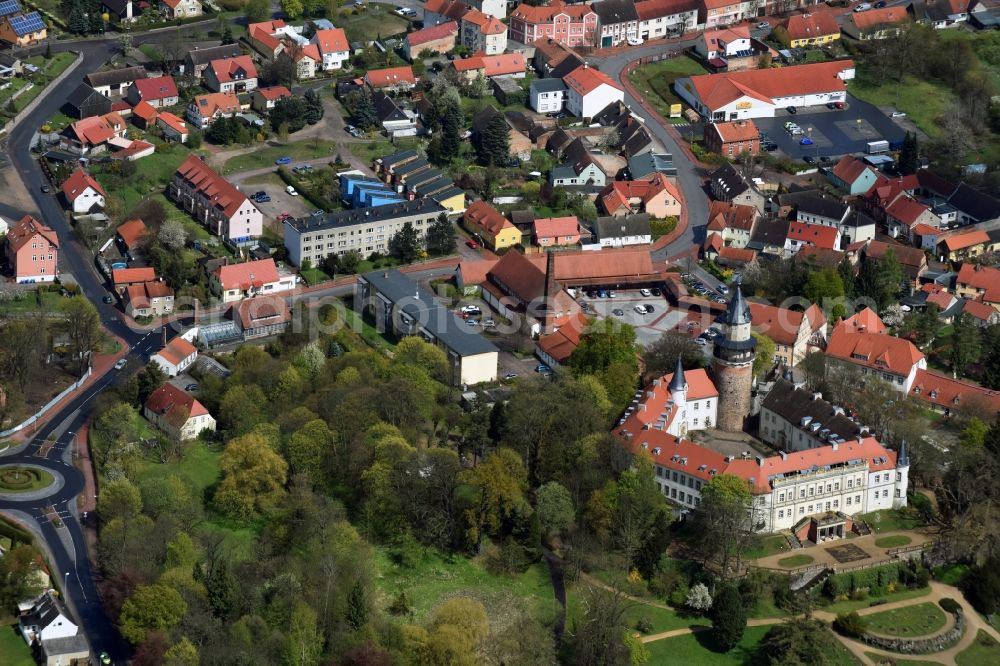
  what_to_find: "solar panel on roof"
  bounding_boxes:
[0,0,22,17]
[10,11,44,35]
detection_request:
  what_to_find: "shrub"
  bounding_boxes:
[834,611,868,638]
[939,598,961,613]
[388,591,411,616]
[634,616,654,633]
[825,573,852,598]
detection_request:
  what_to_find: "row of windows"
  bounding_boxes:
[655,466,704,491]
[663,485,699,505]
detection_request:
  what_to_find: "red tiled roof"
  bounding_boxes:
[785,12,840,40]
[748,301,826,347]
[836,307,886,335]
[155,337,197,368]
[718,246,756,263]
[865,239,926,269]
[175,154,252,218]
[534,216,579,239]
[61,167,105,202]
[248,20,287,52]
[132,75,178,101]
[209,55,257,84]
[465,200,514,236]
[826,328,924,377]
[537,311,589,363]
[116,218,146,247]
[406,21,458,47]
[601,174,681,214]
[831,155,873,185]
[288,43,321,63]
[687,60,853,112]
[454,52,525,77]
[963,299,998,322]
[957,263,1000,293]
[145,382,209,425]
[424,0,469,19]
[215,258,280,291]
[635,0,699,20]
[235,295,290,330]
[511,1,596,23]
[156,111,187,136]
[943,230,991,252]
[255,85,292,101]
[710,119,758,143]
[909,368,1000,414]
[457,258,498,286]
[706,200,757,231]
[925,290,955,311]
[70,112,124,146]
[191,92,241,118]
[563,64,621,96]
[131,100,158,122]
[6,215,58,254]
[704,231,724,252]
[126,280,173,309]
[848,6,908,29]
[365,66,417,87]
[463,8,507,34]
[885,195,931,227]
[787,221,839,250]
[911,223,941,237]
[313,27,349,53]
[112,267,156,285]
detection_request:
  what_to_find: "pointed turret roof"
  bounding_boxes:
[668,356,686,393]
[897,440,909,467]
[721,283,751,326]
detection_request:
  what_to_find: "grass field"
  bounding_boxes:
[821,586,931,615]
[335,3,410,42]
[0,624,33,666]
[860,508,925,534]
[745,534,792,560]
[874,535,913,549]
[848,75,953,139]
[0,290,65,315]
[956,630,1000,666]
[372,548,559,624]
[628,55,708,120]
[220,141,341,174]
[0,467,55,492]
[864,602,947,638]
[644,624,862,666]
[864,652,943,666]
[777,554,815,568]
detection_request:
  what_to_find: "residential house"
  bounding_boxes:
[472,106,533,160]
[716,245,757,266]
[675,60,855,121]
[464,200,523,250]
[563,64,624,119]
[939,230,993,262]
[784,222,841,254]
[65,83,112,120]
[356,269,499,385]
[593,214,652,248]
[310,27,350,70]
[909,368,1000,416]
[529,77,567,113]
[235,295,292,340]
[151,336,199,377]
[947,182,1000,226]
[280,43,321,80]
[825,321,926,393]
[827,155,880,195]
[745,217,789,258]
[212,258,295,303]
[61,167,106,214]
[759,379,864,452]
[627,152,678,179]
[508,2,599,47]
[144,382,215,440]
[156,111,189,143]
[404,21,457,60]
[461,8,508,55]
[693,26,760,71]
[913,223,943,252]
[84,65,147,97]
[374,92,419,138]
[534,216,582,247]
[116,218,147,252]
[19,591,88,664]
[885,195,940,241]
[170,154,263,243]
[423,0,471,26]
[0,10,44,46]
[246,19,298,59]
[780,12,840,47]
[453,52,526,82]
[841,7,910,39]
[470,0,506,19]
[700,0,745,28]
[749,301,827,366]
[100,0,135,22]
[126,75,179,108]
[550,137,607,187]
[204,55,257,94]
[365,66,417,91]
[599,174,682,219]
[185,44,242,77]
[531,37,579,76]
[865,239,928,287]
[537,311,588,367]
[594,0,639,47]
[186,91,242,129]
[703,119,759,157]
[636,0,699,39]
[5,214,58,283]
[111,267,157,293]
[955,263,1000,310]
[130,100,158,129]
[160,0,201,18]
[709,162,766,212]
[962,298,1000,327]
[64,111,127,154]
[125,279,174,317]
[706,200,758,248]
[911,0,969,27]
[251,85,292,113]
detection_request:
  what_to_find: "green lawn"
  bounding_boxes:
[864,652,943,666]
[341,305,397,351]
[624,601,711,635]
[956,630,1000,666]
[860,508,925,534]
[372,547,559,624]
[822,586,931,614]
[628,55,709,119]
[0,290,65,315]
[864,602,947,638]
[874,535,912,549]
[27,52,76,78]
[0,467,55,492]
[644,624,861,666]
[777,554,815,568]
[220,141,341,175]
[335,2,410,43]
[300,267,331,285]
[847,75,953,139]
[932,563,969,586]
[136,440,221,493]
[0,624,33,666]
[745,534,792,560]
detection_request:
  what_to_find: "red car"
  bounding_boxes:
[466,240,478,249]
[276,212,291,221]
[827,101,846,110]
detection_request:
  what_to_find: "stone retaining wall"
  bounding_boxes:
[860,610,965,655]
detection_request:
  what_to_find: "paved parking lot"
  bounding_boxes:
[756,94,907,160]
[245,179,316,231]
[585,290,688,348]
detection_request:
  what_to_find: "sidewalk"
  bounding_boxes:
[73,422,100,568]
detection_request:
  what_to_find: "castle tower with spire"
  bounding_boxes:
[713,283,756,432]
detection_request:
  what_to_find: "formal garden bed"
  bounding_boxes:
[0,466,55,493]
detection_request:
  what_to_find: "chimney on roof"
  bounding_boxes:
[780,451,787,460]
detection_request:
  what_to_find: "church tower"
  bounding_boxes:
[713,284,756,432]
[668,356,688,437]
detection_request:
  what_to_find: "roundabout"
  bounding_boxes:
[0,463,61,498]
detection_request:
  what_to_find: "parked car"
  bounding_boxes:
[256,194,271,203]
[466,319,478,326]
[651,288,662,297]
[275,156,291,165]
[483,319,496,328]
[277,212,292,221]
[612,308,625,316]
[854,2,872,10]
[608,290,617,298]
[504,372,518,380]
[827,101,846,110]
[114,359,128,370]
[800,137,814,145]
[634,305,648,315]
[286,185,299,196]
[461,305,481,314]
[598,289,607,298]
[645,304,655,313]
[804,155,816,163]
[762,141,778,152]
[102,295,114,304]
[466,240,478,249]
[40,184,51,193]
[344,124,356,134]
[786,106,797,114]
[535,364,551,374]
[626,36,643,46]
[640,288,651,297]
[717,285,729,295]
[695,338,707,346]
[757,20,770,29]
[312,209,325,217]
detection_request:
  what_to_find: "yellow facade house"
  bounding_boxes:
[464,200,523,250]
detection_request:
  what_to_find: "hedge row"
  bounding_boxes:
[825,563,902,597]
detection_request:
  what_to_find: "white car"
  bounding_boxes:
[286,185,299,196]
[608,290,618,298]
[757,21,770,29]
[114,358,128,370]
[634,305,649,315]
[640,288,652,297]
[626,36,643,46]
[854,2,872,10]
[461,305,481,315]
[395,7,415,15]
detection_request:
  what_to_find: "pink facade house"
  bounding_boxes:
[533,216,582,247]
[6,215,59,284]
[509,1,598,47]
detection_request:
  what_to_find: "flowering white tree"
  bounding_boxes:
[686,583,713,611]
